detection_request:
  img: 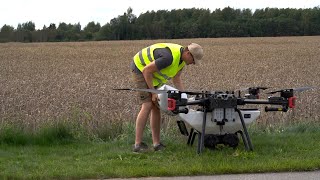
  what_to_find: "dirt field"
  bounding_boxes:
[0,36,319,131]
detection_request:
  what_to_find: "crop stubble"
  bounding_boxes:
[0,37,319,131]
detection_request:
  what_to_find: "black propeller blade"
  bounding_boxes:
[113,88,214,95]
[235,86,269,92]
[266,86,316,94]
[254,86,269,90]
[293,86,316,92]
[113,88,169,94]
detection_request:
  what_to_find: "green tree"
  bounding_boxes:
[83,21,101,40]
[96,23,113,40]
[55,22,81,41]
[221,7,237,22]
[2,6,320,42]
[48,23,56,30]
[1,24,14,33]
[15,21,36,42]
[0,24,15,42]
[56,22,68,41]
[18,21,36,31]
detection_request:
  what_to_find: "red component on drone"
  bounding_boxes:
[288,96,296,108]
[168,98,176,111]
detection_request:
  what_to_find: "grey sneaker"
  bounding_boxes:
[133,142,148,153]
[153,143,166,151]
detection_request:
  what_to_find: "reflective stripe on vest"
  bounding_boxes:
[134,43,185,87]
[138,47,153,66]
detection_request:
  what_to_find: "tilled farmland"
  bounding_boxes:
[1,37,319,133]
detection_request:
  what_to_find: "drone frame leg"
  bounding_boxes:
[197,108,207,154]
[235,108,253,151]
[187,128,194,145]
[236,130,249,150]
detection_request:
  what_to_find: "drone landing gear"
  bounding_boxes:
[235,109,253,151]
[235,130,252,151]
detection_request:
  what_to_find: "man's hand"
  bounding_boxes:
[151,93,158,102]
[151,93,160,109]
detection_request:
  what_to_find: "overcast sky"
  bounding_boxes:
[0,0,319,30]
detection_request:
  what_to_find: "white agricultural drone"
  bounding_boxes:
[115,85,314,154]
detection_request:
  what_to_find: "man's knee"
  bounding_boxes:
[141,101,153,111]
[152,103,160,112]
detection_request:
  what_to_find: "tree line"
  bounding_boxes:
[1,7,320,42]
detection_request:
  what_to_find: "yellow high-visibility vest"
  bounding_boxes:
[134,43,185,87]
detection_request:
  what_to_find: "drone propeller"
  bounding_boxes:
[253,86,269,90]
[235,86,269,91]
[113,88,211,95]
[113,88,169,94]
[266,86,315,94]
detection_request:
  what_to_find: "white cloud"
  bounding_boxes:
[0,0,319,29]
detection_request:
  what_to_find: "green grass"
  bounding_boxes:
[0,123,76,146]
[0,123,320,179]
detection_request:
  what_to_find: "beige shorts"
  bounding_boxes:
[131,71,152,104]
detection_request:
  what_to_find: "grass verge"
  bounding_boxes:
[0,123,320,179]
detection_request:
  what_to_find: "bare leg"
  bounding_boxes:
[150,103,161,145]
[135,102,153,145]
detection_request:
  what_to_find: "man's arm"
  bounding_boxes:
[142,61,158,90]
[172,70,185,91]
[142,61,159,102]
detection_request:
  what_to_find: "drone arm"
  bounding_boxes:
[242,96,293,105]
[186,99,206,106]
[167,93,206,114]
[237,99,269,105]
[240,98,292,112]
